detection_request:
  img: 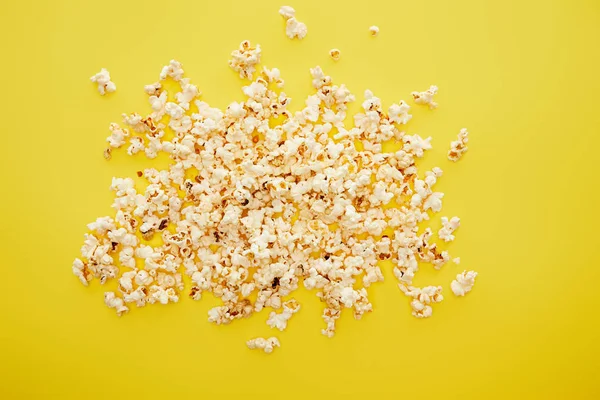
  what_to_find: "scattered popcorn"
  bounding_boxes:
[451,270,477,296]
[329,48,341,61]
[75,43,477,347]
[448,128,469,162]
[247,337,280,354]
[90,68,116,95]
[279,5,295,19]
[438,216,460,242]
[229,40,262,80]
[411,85,438,109]
[453,257,461,264]
[369,25,379,36]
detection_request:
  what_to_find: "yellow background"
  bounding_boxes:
[1,0,599,398]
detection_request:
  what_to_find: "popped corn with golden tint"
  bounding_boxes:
[74,41,477,349]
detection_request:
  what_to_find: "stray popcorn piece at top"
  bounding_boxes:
[279,5,307,40]
[279,5,296,19]
[286,17,307,39]
[438,216,460,242]
[412,85,438,109]
[90,68,116,95]
[451,270,478,297]
[329,48,341,61]
[75,53,476,343]
[369,25,379,36]
[247,337,280,354]
[229,40,262,79]
[448,128,469,162]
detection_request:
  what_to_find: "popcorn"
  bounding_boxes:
[369,25,380,36]
[400,285,443,318]
[106,123,129,148]
[279,5,306,39]
[160,60,184,82]
[453,257,461,264]
[104,292,129,316]
[451,270,477,296]
[229,40,262,80]
[247,337,280,354]
[75,51,477,344]
[411,85,438,109]
[438,216,460,242]
[448,128,469,162]
[286,18,307,40]
[266,299,300,331]
[329,49,341,61]
[279,5,295,19]
[90,68,116,95]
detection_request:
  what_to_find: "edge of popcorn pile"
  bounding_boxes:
[90,68,116,95]
[229,41,262,80]
[74,46,478,348]
[279,6,307,40]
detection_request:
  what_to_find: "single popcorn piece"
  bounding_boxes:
[438,216,460,242]
[90,68,116,95]
[229,40,262,80]
[279,5,295,19]
[247,337,280,354]
[329,48,341,61]
[451,270,478,297]
[448,128,469,162]
[286,17,307,39]
[369,25,379,36]
[453,257,461,264]
[411,85,438,109]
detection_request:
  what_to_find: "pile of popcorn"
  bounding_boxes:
[77,12,477,353]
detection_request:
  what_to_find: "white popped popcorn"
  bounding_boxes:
[453,257,461,264]
[75,45,477,347]
[412,85,438,109]
[369,26,379,36]
[229,40,262,80]
[279,5,296,19]
[266,299,300,331]
[286,17,307,40]
[104,292,129,316]
[247,337,280,354]
[438,216,460,242]
[451,270,478,296]
[279,5,306,40]
[448,128,469,162]
[90,68,116,95]
[400,285,443,318]
[329,48,341,61]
